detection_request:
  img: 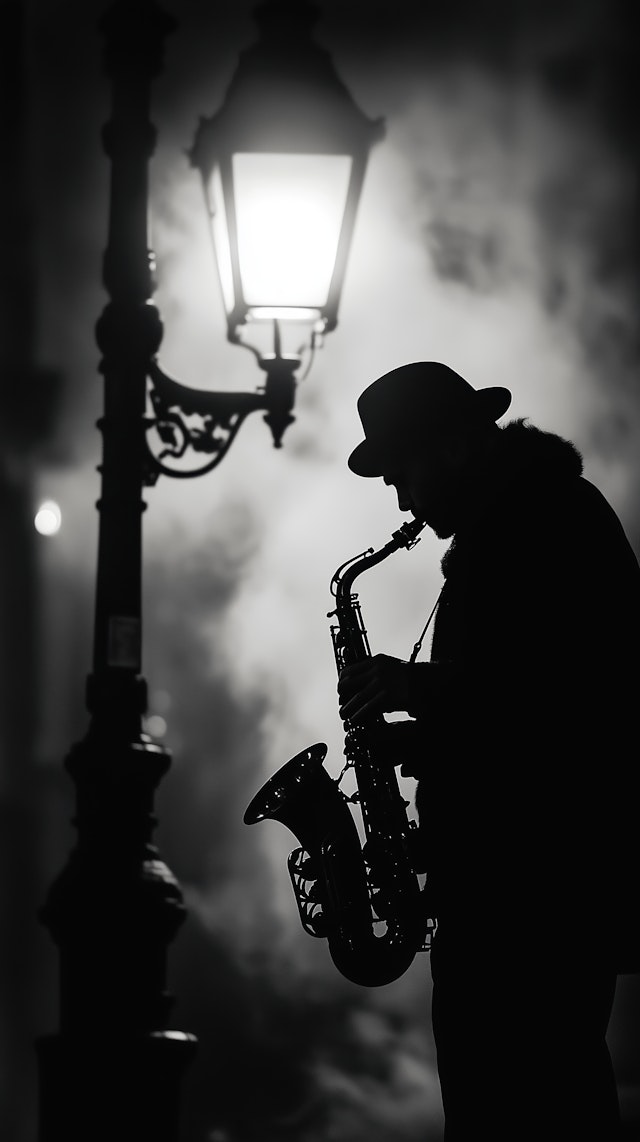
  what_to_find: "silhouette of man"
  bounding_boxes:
[338,361,640,1141]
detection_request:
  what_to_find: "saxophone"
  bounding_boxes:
[244,518,433,987]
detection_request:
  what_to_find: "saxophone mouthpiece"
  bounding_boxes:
[392,519,426,549]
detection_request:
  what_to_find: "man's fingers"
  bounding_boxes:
[339,680,381,721]
[338,664,374,699]
[339,662,373,684]
[340,695,380,722]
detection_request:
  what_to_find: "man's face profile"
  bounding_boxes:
[383,434,465,539]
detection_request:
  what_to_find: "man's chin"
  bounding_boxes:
[430,518,455,540]
[408,505,453,539]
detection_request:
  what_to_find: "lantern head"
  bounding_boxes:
[190,0,385,348]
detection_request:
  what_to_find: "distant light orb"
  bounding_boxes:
[34,500,62,536]
[145,714,167,739]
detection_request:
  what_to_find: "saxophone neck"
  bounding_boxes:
[331,518,426,603]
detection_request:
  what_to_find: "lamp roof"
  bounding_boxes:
[190,0,385,172]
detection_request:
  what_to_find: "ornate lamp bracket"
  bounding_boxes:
[143,349,299,484]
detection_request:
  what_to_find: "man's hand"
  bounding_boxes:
[384,719,424,777]
[338,654,412,723]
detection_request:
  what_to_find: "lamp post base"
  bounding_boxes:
[37,726,197,1142]
[37,1029,197,1142]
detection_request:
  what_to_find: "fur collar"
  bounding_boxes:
[495,419,583,480]
[441,420,584,577]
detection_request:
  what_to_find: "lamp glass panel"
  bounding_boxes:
[210,164,236,316]
[232,152,352,316]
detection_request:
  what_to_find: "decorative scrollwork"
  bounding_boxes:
[143,360,267,483]
[143,354,300,483]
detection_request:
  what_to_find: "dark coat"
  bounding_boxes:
[408,420,640,971]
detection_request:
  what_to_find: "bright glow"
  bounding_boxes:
[249,306,321,322]
[233,152,352,309]
[34,500,62,536]
[210,165,236,316]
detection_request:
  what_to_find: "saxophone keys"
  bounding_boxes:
[369,886,393,919]
[288,848,320,884]
[296,854,320,880]
[305,881,325,903]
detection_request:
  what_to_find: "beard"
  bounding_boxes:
[418,493,458,540]
[431,519,455,540]
[417,469,467,540]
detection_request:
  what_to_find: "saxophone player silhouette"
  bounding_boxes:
[246,359,640,1141]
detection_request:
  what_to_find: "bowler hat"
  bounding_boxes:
[348,361,512,477]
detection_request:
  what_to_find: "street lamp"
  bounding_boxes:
[36,1,383,1140]
[147,0,384,476]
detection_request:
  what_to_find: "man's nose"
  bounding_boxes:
[383,470,402,488]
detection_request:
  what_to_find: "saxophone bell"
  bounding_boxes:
[244,742,368,944]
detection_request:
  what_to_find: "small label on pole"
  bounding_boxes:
[108,615,141,669]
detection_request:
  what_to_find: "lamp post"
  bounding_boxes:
[36,1,383,1140]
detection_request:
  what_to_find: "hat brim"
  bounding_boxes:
[348,385,512,477]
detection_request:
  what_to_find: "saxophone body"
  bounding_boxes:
[244,518,432,987]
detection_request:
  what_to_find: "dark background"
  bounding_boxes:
[1,1,638,1139]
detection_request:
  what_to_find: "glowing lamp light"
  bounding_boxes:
[229,152,352,318]
[34,500,62,536]
[190,0,384,346]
